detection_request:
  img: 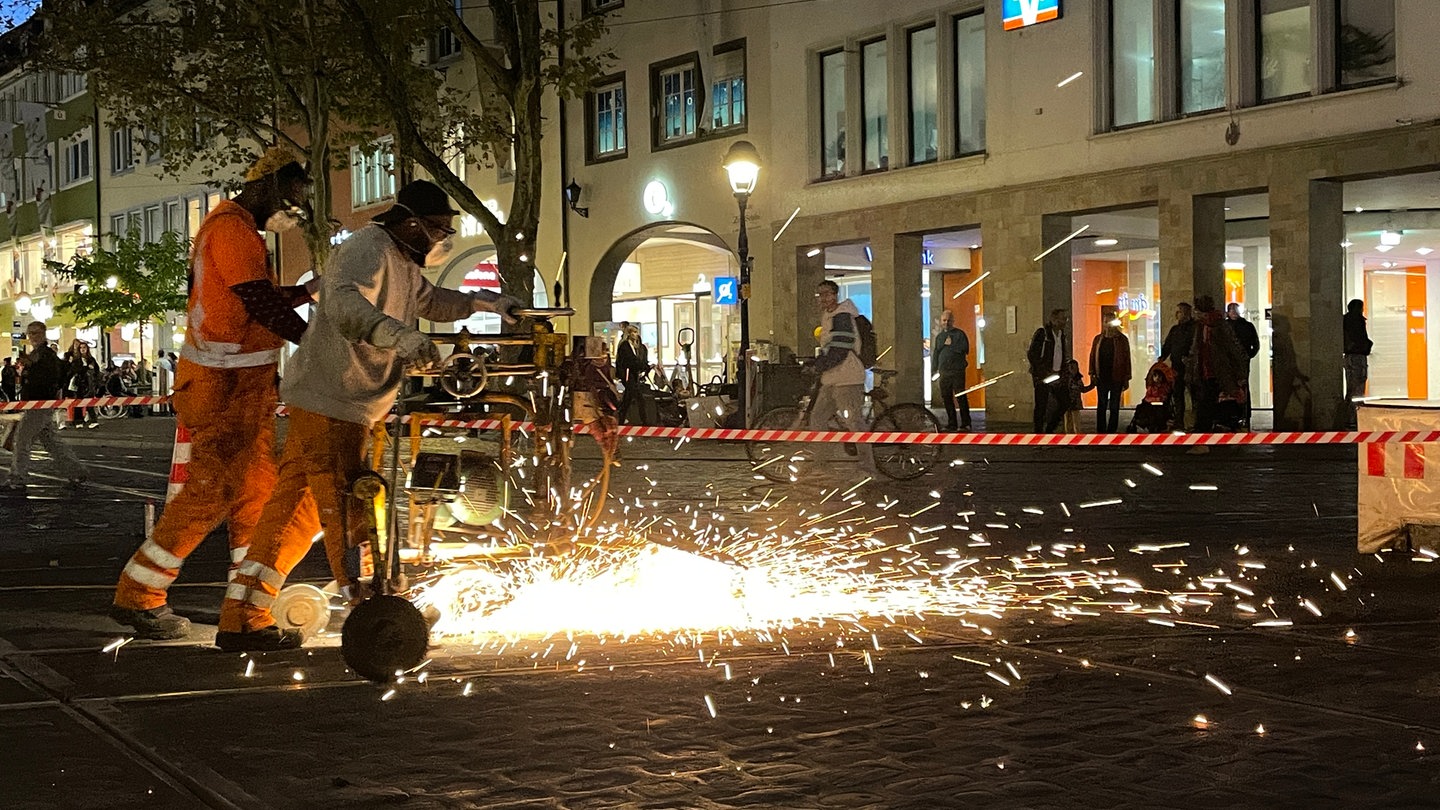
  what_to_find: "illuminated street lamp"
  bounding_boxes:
[13,291,31,315]
[723,140,761,426]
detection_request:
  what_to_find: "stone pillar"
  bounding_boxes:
[869,233,926,403]
[1270,177,1344,429]
[792,246,827,357]
[1158,190,1226,309]
[977,199,1066,428]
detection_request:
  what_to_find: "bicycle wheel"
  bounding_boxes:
[97,404,125,420]
[745,406,811,483]
[870,403,942,480]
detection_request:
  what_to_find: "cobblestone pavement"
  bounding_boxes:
[1,418,1438,808]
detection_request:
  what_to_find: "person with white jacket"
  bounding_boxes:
[811,280,876,475]
[216,180,518,651]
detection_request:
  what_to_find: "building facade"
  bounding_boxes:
[560,0,1440,429]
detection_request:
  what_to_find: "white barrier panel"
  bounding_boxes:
[1358,401,1440,553]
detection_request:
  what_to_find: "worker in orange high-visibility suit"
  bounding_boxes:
[110,147,321,640]
[216,180,517,651]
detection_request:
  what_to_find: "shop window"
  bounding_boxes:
[908,25,937,164]
[819,48,846,179]
[1338,0,1395,88]
[350,138,396,210]
[954,11,986,155]
[1178,0,1226,114]
[1258,0,1313,101]
[711,42,746,133]
[860,39,888,172]
[1110,0,1156,127]
[587,76,627,161]
[652,55,699,147]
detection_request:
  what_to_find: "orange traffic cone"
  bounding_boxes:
[166,422,192,503]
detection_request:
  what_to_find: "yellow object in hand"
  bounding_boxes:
[813,326,823,339]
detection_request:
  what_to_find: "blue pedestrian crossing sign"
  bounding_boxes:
[713,276,739,305]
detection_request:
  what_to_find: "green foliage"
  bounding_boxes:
[51,230,190,331]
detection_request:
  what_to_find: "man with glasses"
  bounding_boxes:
[217,179,518,651]
[111,147,320,640]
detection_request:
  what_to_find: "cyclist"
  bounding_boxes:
[812,280,876,476]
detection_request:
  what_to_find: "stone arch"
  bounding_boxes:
[587,221,733,324]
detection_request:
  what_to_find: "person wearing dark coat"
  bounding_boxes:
[1159,303,1196,430]
[1088,321,1132,433]
[1342,299,1373,428]
[65,341,101,428]
[1186,296,1249,431]
[932,309,972,431]
[1226,303,1261,427]
[615,324,651,425]
[1026,309,1070,433]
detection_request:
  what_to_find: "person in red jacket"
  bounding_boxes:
[1088,319,1132,433]
[110,147,320,640]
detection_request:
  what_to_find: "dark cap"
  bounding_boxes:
[375,180,460,223]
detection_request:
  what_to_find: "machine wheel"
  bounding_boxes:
[745,406,810,483]
[341,595,430,683]
[439,351,488,399]
[870,403,942,480]
[272,584,332,640]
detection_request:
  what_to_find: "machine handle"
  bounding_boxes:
[508,306,575,320]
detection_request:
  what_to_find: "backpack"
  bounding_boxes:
[854,314,878,369]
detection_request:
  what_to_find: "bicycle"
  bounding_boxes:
[746,367,942,482]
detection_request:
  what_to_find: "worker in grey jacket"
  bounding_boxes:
[216,180,518,651]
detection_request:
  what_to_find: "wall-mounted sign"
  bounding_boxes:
[713,276,739,305]
[862,245,936,266]
[1003,0,1061,31]
[1116,290,1150,313]
[642,181,674,217]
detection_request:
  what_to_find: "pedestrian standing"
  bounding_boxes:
[1026,309,1070,433]
[1186,295,1249,431]
[66,340,101,428]
[1,357,15,401]
[1,321,87,494]
[1059,355,1088,432]
[1088,320,1132,433]
[1226,303,1260,427]
[1343,299,1372,428]
[615,323,651,425]
[1159,303,1196,430]
[110,147,320,640]
[217,179,518,651]
[932,309,972,431]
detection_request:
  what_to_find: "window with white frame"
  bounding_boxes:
[653,56,698,146]
[429,0,463,63]
[711,42,746,132]
[586,0,622,13]
[110,126,135,174]
[109,213,126,242]
[61,128,92,187]
[143,205,161,244]
[588,77,627,160]
[143,127,162,163]
[163,200,182,235]
[59,71,87,100]
[350,138,396,210]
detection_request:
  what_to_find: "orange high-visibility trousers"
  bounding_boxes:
[219,407,372,634]
[114,359,284,611]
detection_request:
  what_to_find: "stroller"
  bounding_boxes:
[1128,361,1176,433]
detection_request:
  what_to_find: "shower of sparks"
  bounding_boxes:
[101,637,131,654]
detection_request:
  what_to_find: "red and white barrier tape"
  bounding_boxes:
[0,395,168,411]
[2,395,1427,447]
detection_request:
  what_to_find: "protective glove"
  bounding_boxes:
[371,319,441,370]
[395,330,442,370]
[472,292,523,325]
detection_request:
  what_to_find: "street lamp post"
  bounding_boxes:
[723,140,761,427]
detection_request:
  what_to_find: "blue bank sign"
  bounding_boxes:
[1003,0,1061,30]
[713,276,739,305]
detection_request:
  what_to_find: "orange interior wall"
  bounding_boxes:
[1406,269,1427,400]
[939,250,985,408]
[1073,260,1128,406]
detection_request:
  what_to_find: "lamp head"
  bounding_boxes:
[723,140,762,196]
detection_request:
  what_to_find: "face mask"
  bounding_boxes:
[425,234,455,266]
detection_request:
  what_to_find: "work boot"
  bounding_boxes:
[214,626,305,652]
[110,604,192,640]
